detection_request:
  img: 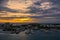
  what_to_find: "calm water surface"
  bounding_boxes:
[0,29,60,40]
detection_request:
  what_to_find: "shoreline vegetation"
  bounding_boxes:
[0,23,60,34]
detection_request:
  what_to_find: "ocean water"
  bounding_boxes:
[0,29,60,40]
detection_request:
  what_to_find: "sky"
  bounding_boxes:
[0,0,60,23]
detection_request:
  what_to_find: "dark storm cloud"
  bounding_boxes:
[29,13,60,19]
[27,1,43,13]
[27,1,53,13]
[27,0,60,20]
[50,0,60,5]
[0,0,9,7]
[0,0,8,4]
[27,6,43,13]
[34,1,41,5]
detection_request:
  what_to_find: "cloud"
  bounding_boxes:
[0,0,8,4]
[0,0,21,13]
[0,0,8,6]
[27,1,56,13]
[0,7,20,13]
[39,2,54,10]
[0,0,5,4]
[0,0,60,23]
[26,0,60,23]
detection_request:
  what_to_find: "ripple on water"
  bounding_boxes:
[0,29,60,40]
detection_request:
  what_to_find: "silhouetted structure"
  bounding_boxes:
[0,23,60,34]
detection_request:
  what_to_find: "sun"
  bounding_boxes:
[13,18,32,23]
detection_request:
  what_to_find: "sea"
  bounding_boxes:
[0,29,60,40]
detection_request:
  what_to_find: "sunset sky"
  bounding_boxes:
[0,0,60,23]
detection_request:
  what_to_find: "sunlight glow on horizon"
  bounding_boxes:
[0,18,36,23]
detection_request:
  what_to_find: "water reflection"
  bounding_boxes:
[0,29,60,40]
[19,30,28,40]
